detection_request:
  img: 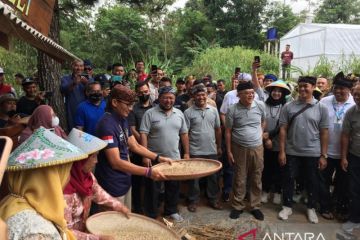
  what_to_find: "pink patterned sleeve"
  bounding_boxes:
[91,173,124,212]
[64,194,100,240]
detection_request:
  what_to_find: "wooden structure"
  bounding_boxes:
[0,1,78,62]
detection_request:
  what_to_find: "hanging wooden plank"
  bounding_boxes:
[1,0,55,36]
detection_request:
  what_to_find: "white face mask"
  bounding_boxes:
[52,116,60,127]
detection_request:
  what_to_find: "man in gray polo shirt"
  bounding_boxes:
[341,83,360,233]
[278,76,329,224]
[140,86,189,222]
[184,84,222,212]
[226,81,266,221]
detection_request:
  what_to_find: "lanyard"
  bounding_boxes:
[332,98,348,121]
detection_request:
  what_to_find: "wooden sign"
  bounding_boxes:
[1,0,55,36]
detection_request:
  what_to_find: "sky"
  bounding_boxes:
[170,0,322,14]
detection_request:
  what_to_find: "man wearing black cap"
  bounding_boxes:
[140,86,189,222]
[226,81,266,220]
[319,72,355,221]
[176,78,186,97]
[17,77,45,115]
[278,76,329,223]
[83,59,95,81]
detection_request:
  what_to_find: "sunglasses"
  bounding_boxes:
[84,67,92,71]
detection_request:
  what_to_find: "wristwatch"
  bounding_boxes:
[320,154,328,159]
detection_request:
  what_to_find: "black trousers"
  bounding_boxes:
[262,149,281,193]
[281,155,320,208]
[144,178,179,218]
[131,154,144,213]
[220,134,233,194]
[319,157,349,213]
[348,153,360,223]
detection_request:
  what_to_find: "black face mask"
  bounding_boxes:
[7,110,17,117]
[89,93,103,102]
[138,94,150,103]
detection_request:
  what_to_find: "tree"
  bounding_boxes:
[314,0,360,24]
[117,0,175,24]
[167,9,216,63]
[262,2,300,39]
[203,0,267,49]
[93,6,150,66]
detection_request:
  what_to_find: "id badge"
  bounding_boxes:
[333,118,342,132]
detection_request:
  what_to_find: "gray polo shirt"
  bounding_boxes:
[225,100,266,148]
[279,98,329,157]
[139,105,188,159]
[342,105,360,157]
[184,104,221,155]
[265,104,282,151]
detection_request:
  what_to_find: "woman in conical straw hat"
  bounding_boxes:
[64,128,130,240]
[0,127,88,240]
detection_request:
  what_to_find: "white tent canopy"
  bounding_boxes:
[280,23,360,75]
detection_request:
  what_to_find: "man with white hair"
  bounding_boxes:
[61,59,92,130]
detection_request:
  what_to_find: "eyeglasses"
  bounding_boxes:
[84,68,92,71]
[117,99,134,108]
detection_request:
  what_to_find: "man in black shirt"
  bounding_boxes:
[17,77,45,115]
[128,81,153,213]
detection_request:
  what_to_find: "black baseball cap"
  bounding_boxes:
[21,77,36,86]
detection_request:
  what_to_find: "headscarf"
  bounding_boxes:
[19,105,66,144]
[0,163,76,240]
[63,157,93,197]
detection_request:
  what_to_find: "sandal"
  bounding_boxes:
[321,212,334,220]
[187,203,197,212]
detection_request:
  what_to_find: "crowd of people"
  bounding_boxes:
[0,57,359,239]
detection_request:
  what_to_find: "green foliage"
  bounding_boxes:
[181,46,279,87]
[262,2,300,39]
[94,6,149,66]
[166,8,217,64]
[116,0,175,15]
[203,0,267,49]
[0,40,37,92]
[311,56,334,78]
[290,55,360,79]
[314,0,360,24]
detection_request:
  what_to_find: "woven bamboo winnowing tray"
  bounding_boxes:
[86,211,180,240]
[152,158,222,180]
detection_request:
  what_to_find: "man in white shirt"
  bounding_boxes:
[319,72,355,221]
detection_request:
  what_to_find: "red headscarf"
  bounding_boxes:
[18,105,67,144]
[63,158,93,197]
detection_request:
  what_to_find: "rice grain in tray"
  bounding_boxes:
[86,211,180,240]
[152,158,222,180]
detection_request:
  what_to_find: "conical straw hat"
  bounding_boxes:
[7,127,88,171]
[67,128,107,155]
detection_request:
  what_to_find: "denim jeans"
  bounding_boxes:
[281,155,320,208]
